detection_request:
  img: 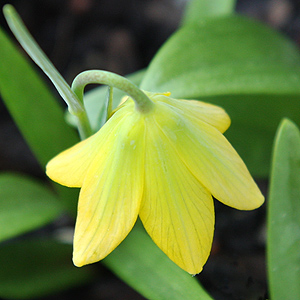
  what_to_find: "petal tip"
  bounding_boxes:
[186,266,203,276]
[237,191,265,211]
[72,251,86,267]
[251,193,265,210]
[72,249,98,267]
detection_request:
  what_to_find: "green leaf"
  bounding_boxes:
[141,15,300,96]
[267,119,300,300]
[104,222,213,300]
[141,15,300,177]
[182,0,236,26]
[0,26,79,213]
[0,239,94,299]
[3,5,92,139]
[2,5,76,106]
[0,27,79,166]
[0,172,63,242]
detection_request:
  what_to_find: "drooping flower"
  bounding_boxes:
[46,91,264,274]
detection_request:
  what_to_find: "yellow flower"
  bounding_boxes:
[46,92,264,274]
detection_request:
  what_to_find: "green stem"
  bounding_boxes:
[3,4,93,140]
[107,86,114,120]
[72,70,154,113]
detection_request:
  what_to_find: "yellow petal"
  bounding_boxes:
[46,107,131,187]
[154,103,264,210]
[154,94,231,133]
[73,109,145,267]
[139,115,214,274]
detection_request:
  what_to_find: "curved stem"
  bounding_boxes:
[3,4,93,140]
[72,70,154,113]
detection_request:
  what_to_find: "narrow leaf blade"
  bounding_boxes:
[3,5,83,116]
[267,119,300,300]
[0,27,79,166]
[0,172,63,242]
[0,239,94,299]
[104,223,213,300]
[0,27,79,212]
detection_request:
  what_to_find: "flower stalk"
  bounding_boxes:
[71,70,154,114]
[3,4,93,139]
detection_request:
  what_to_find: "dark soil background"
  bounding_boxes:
[0,1,300,299]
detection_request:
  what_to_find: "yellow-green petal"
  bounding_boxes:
[139,115,214,275]
[73,110,145,267]
[154,103,264,210]
[46,107,131,187]
[154,94,231,133]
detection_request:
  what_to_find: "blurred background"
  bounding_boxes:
[0,0,300,299]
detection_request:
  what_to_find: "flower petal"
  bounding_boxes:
[155,103,264,210]
[46,108,131,187]
[139,116,214,274]
[73,110,145,267]
[155,94,231,133]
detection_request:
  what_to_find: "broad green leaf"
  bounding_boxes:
[0,239,94,299]
[182,0,236,26]
[267,119,300,300]
[141,15,300,96]
[0,173,63,242]
[0,26,79,212]
[104,222,213,300]
[141,15,300,177]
